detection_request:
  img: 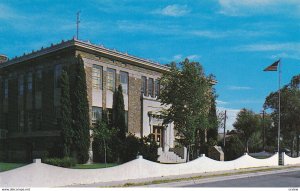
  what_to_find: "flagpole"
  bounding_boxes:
[278,61,281,155]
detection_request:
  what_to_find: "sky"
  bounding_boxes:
[1,0,300,131]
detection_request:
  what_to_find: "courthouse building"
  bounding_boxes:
[0,39,186,163]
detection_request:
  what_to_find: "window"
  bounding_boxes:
[27,72,33,92]
[18,75,24,96]
[125,111,128,133]
[141,76,147,96]
[27,112,33,130]
[155,79,160,97]
[35,69,42,92]
[148,78,154,97]
[120,71,128,94]
[107,108,113,125]
[92,107,102,124]
[92,65,102,90]
[54,64,62,88]
[35,111,42,130]
[107,68,116,91]
[4,79,8,99]
[18,110,24,132]
[54,106,61,125]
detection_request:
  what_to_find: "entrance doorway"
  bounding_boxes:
[153,126,164,147]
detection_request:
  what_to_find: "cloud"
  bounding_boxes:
[170,54,201,62]
[0,3,24,20]
[271,52,300,60]
[173,54,183,61]
[187,54,200,60]
[217,107,241,131]
[216,100,229,105]
[235,42,300,61]
[235,42,300,52]
[191,29,274,39]
[191,30,226,38]
[218,0,300,16]
[228,86,253,90]
[154,4,190,17]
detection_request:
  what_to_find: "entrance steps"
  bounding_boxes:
[157,147,187,163]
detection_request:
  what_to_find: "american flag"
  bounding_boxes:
[263,59,280,71]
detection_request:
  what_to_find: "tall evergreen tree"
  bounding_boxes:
[112,85,126,141]
[72,55,90,163]
[60,70,73,157]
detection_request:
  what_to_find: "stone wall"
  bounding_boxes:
[0,153,279,187]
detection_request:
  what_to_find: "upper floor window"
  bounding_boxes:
[120,71,128,94]
[148,78,154,97]
[155,79,160,97]
[4,79,8,99]
[35,69,42,92]
[92,65,103,90]
[54,64,62,88]
[141,76,147,96]
[18,109,24,132]
[92,107,102,124]
[18,75,24,96]
[107,68,116,91]
[107,108,113,125]
[27,72,33,92]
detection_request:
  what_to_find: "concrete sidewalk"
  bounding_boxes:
[69,165,300,187]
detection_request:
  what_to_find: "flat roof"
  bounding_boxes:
[0,38,169,72]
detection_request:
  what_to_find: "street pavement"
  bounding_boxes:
[71,166,300,187]
[146,168,300,187]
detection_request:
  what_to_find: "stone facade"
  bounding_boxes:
[0,39,175,162]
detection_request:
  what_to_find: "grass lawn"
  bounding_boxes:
[0,162,27,172]
[72,163,118,169]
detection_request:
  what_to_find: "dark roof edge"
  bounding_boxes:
[0,39,169,72]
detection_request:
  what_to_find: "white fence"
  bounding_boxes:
[283,153,300,165]
[0,153,279,187]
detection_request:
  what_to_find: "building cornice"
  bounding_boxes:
[0,39,170,72]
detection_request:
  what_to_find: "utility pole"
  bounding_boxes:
[223,110,227,147]
[76,11,81,40]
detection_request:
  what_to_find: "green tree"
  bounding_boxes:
[71,55,90,163]
[224,135,244,160]
[159,59,213,160]
[112,85,126,142]
[207,84,218,144]
[264,75,300,156]
[260,113,274,152]
[60,70,73,157]
[233,108,260,153]
[93,110,116,165]
[121,134,159,162]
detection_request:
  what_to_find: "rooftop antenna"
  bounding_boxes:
[76,11,81,40]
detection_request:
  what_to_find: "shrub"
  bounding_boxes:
[121,134,159,163]
[121,134,140,162]
[224,135,244,161]
[43,157,76,168]
[139,135,159,162]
